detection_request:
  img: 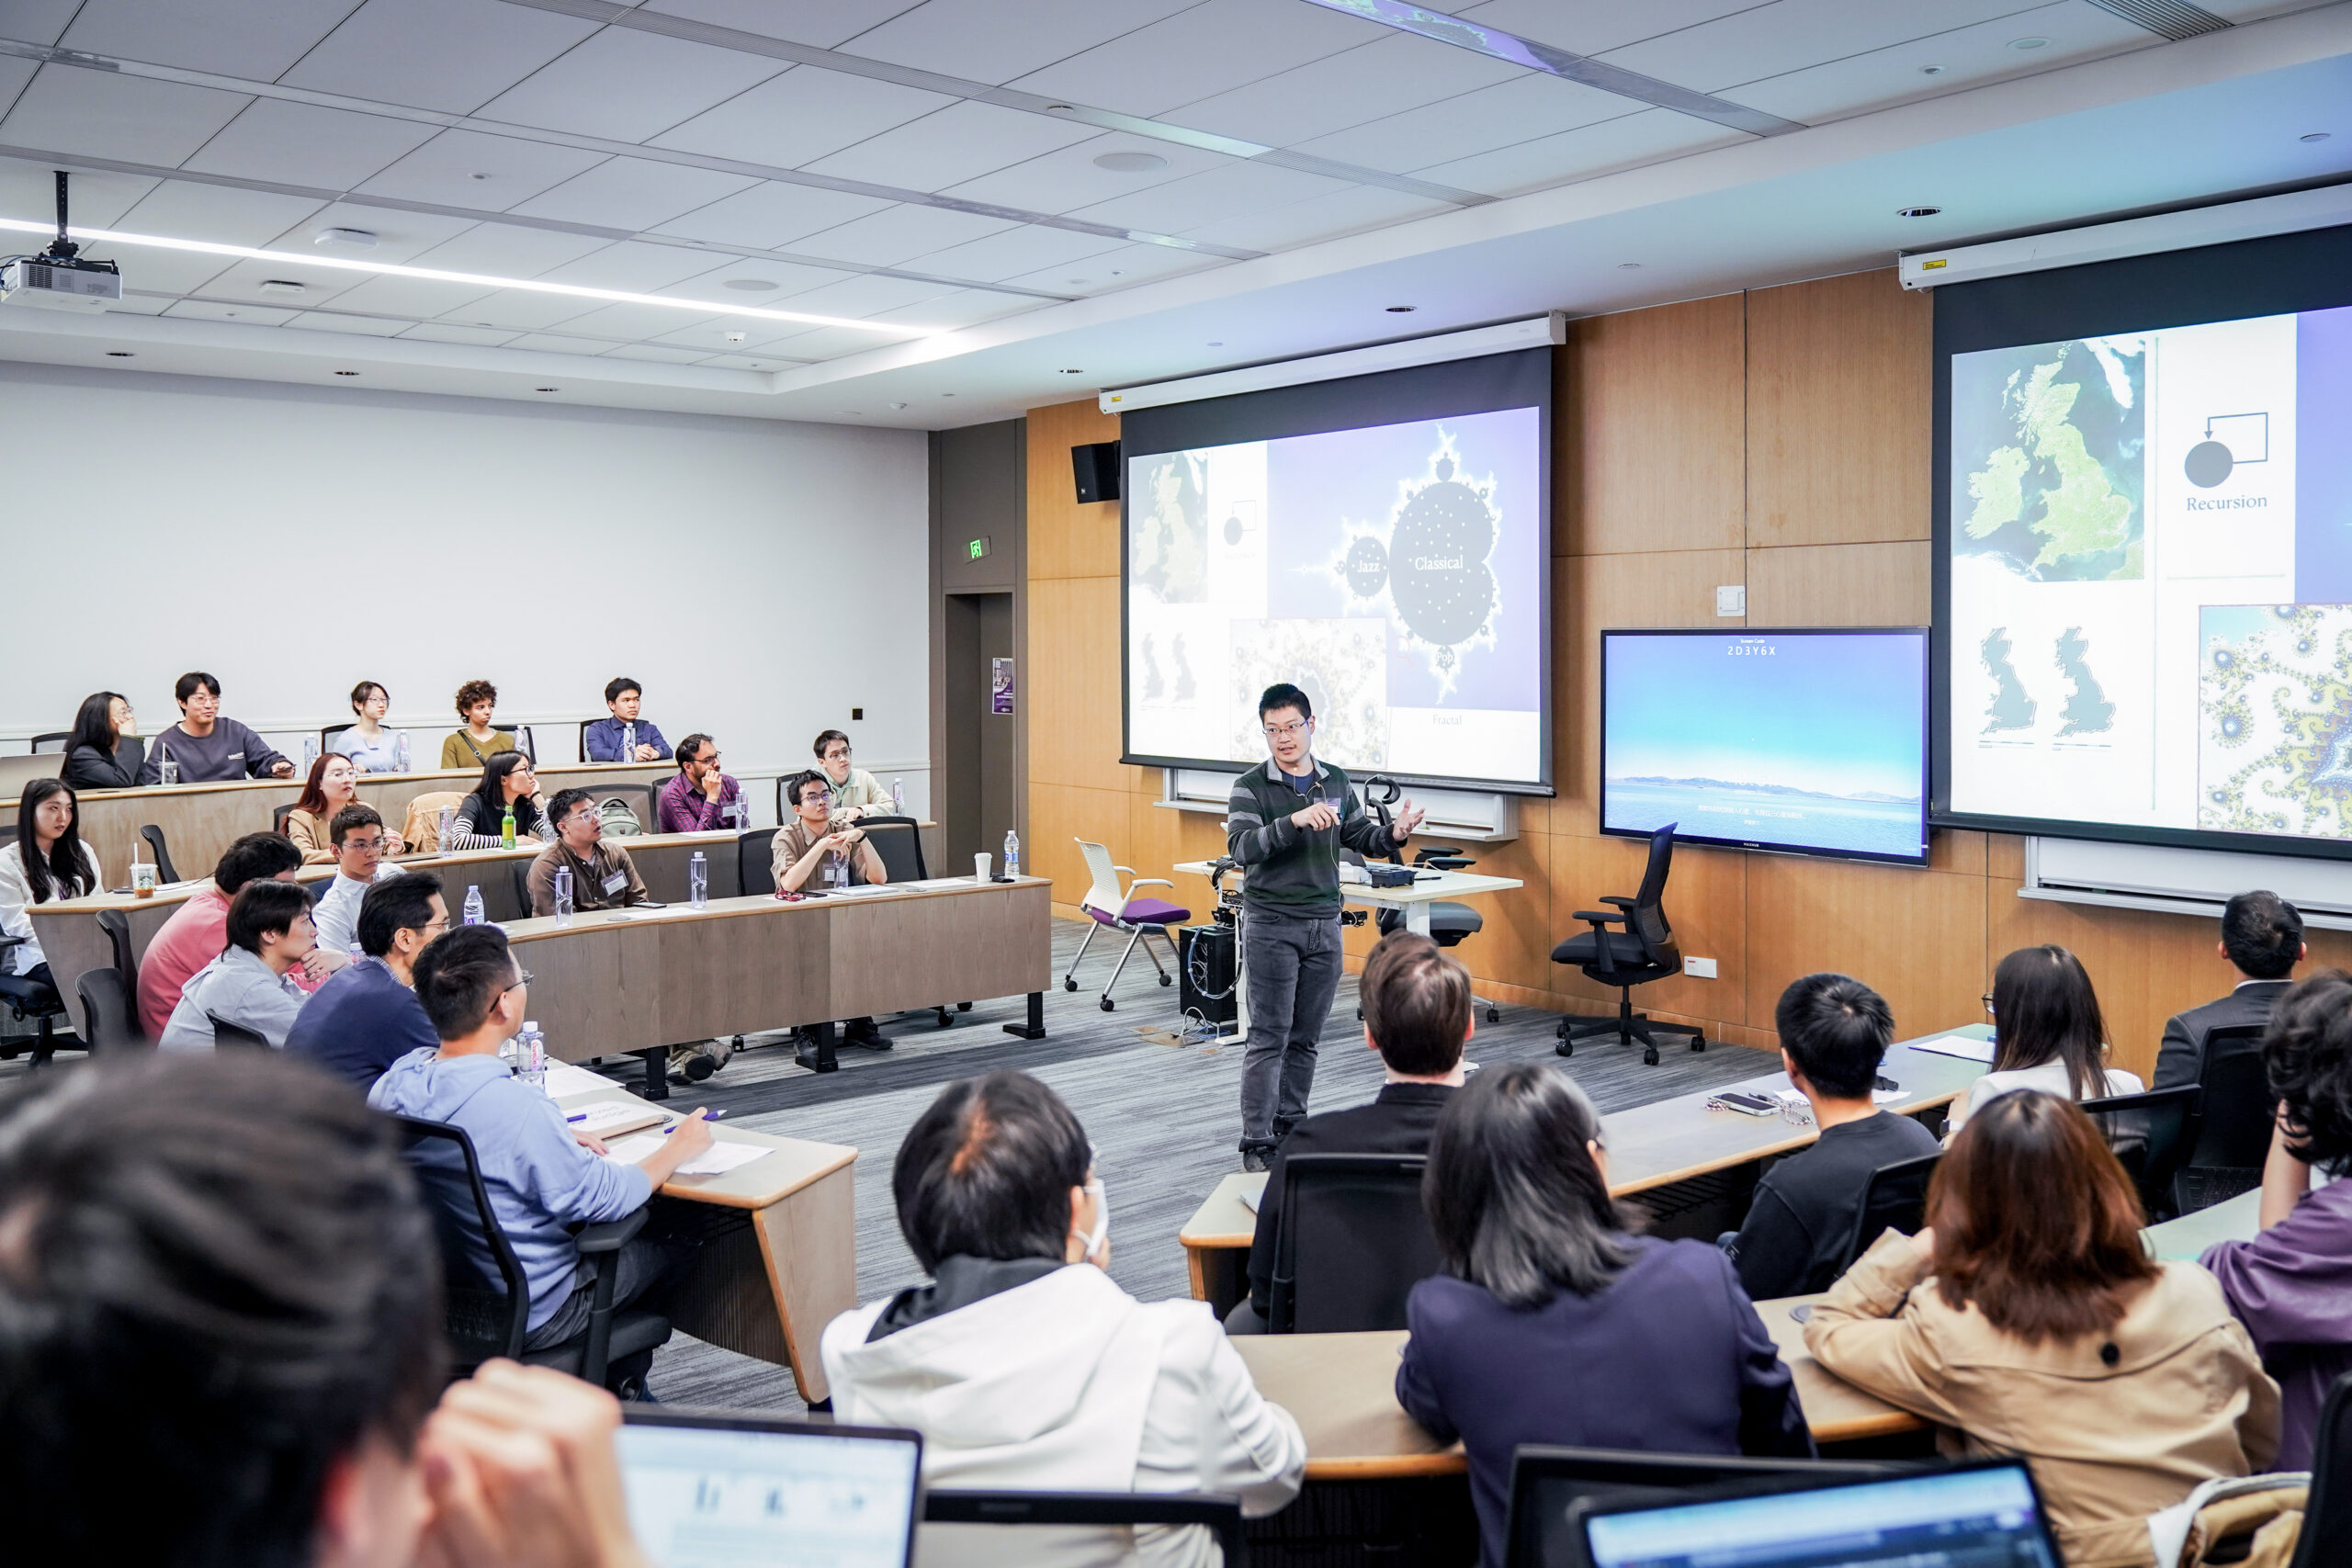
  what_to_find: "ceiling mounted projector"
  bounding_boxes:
[0,170,119,313]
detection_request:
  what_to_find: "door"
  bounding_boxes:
[943,591,1016,870]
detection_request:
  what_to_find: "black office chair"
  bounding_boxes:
[1552,823,1702,1066]
[923,1491,1245,1566]
[510,858,535,917]
[272,802,296,836]
[96,908,137,986]
[1362,777,1502,1022]
[393,1116,671,1393]
[76,966,143,1051]
[29,730,69,754]
[0,935,74,1067]
[859,815,929,880]
[2287,1372,2352,1568]
[140,823,179,884]
[1503,1449,1903,1568]
[2177,1024,2272,1213]
[1268,1153,1442,1334]
[209,1012,271,1050]
[1832,1151,1940,1278]
[738,828,776,897]
[2080,1084,2201,1222]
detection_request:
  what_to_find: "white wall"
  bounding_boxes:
[0,364,932,822]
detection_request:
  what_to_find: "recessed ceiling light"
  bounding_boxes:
[469,172,492,180]
[889,401,909,410]
[1385,305,1415,312]
[313,227,378,249]
[1918,63,1946,75]
[1207,341,1223,347]
[1046,104,1075,114]
[258,278,306,295]
[1896,205,1943,218]
[723,277,780,291]
[334,369,359,377]
[1066,277,1089,285]
[838,409,863,415]
[2007,35,2049,49]
[534,387,558,393]
[941,392,955,397]
[1093,151,1167,172]
[1060,367,1084,374]
[1618,262,1642,269]
[106,350,133,357]
[2303,131,2334,142]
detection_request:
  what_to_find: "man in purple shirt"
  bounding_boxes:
[656,732,742,834]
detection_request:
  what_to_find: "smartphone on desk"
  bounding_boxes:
[1709,1090,1780,1117]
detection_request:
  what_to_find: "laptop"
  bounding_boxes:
[1577,1460,2063,1568]
[617,1408,923,1568]
[1503,1449,1899,1568]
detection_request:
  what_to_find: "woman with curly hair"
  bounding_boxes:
[439,678,514,771]
[2204,968,2352,1469]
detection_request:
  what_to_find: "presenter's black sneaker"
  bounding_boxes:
[1241,1148,1271,1174]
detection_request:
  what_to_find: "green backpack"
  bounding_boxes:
[597,795,644,838]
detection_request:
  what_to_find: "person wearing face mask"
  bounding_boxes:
[822,1070,1306,1568]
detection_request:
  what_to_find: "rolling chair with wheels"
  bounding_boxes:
[1832,1151,1939,1278]
[1361,776,1502,1022]
[1552,822,1703,1066]
[96,908,137,986]
[2177,1024,2273,1213]
[1267,1153,1442,1334]
[2080,1084,2201,1223]
[29,730,69,754]
[76,966,143,1050]
[1065,840,1187,1012]
[140,823,179,884]
[0,935,74,1067]
[511,858,534,918]
[392,1116,671,1394]
[272,802,296,837]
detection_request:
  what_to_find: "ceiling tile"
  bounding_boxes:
[652,253,863,298]
[897,221,1124,283]
[1292,72,1630,175]
[1006,0,1390,119]
[435,288,600,329]
[60,0,359,79]
[643,0,927,51]
[838,0,1198,85]
[106,292,175,314]
[312,271,503,319]
[509,157,759,231]
[117,180,326,245]
[1452,0,1770,57]
[281,0,603,115]
[198,254,373,306]
[695,351,795,368]
[500,332,619,355]
[760,270,957,318]
[992,240,1223,294]
[538,299,726,340]
[530,238,733,292]
[0,64,251,167]
[0,155,157,228]
[649,180,896,248]
[477,28,785,143]
[1177,184,1445,252]
[262,201,478,263]
[1597,0,2042,96]
[1065,159,1347,234]
[287,310,413,336]
[0,56,32,123]
[355,130,609,211]
[803,99,1101,192]
[789,202,1017,266]
[182,99,441,190]
[164,298,302,325]
[0,0,83,48]
[730,322,897,360]
[81,243,241,296]
[857,287,1042,330]
[1411,107,1742,196]
[643,316,813,351]
[602,342,717,363]
[942,130,1221,216]
[650,67,954,170]
[403,222,610,276]
[397,321,523,344]
[1164,31,1526,150]
[1723,1,2152,125]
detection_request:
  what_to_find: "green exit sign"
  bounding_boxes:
[968,536,990,559]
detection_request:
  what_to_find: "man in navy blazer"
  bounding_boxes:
[1227,931,1470,1334]
[2155,889,2303,1091]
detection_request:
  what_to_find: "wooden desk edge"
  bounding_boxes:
[1306,1452,1464,1480]
[657,1142,858,1209]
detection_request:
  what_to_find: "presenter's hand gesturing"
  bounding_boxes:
[1290,800,1340,831]
[1392,801,1427,841]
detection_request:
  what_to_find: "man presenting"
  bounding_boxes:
[1227,682,1421,1170]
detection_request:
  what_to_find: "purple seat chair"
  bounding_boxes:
[1064,840,1189,1012]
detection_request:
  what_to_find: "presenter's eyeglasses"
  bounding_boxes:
[1262,719,1311,739]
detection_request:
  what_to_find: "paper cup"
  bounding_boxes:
[974,852,991,883]
[130,862,158,897]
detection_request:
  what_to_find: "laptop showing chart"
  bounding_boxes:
[1578,1462,2061,1568]
[617,1410,922,1568]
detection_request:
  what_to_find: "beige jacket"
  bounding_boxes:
[1806,1231,2280,1568]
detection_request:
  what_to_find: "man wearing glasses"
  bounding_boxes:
[657,733,744,834]
[310,804,401,955]
[530,786,649,916]
[285,871,449,1090]
[1227,682,1424,1171]
[812,728,893,818]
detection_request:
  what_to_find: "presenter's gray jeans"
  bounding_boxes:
[1239,908,1344,1153]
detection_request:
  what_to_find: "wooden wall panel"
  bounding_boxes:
[1747,857,1985,1046]
[1026,399,1121,581]
[1029,781,1131,911]
[1025,575,1125,793]
[1558,294,1747,557]
[1744,541,1931,627]
[1747,270,1931,548]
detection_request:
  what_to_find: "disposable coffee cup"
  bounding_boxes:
[974,852,991,883]
[130,862,158,897]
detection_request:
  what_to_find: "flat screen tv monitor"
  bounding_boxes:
[1933,221,2352,856]
[1601,629,1929,865]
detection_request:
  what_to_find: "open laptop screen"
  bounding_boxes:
[617,1410,922,1568]
[1580,1462,2060,1568]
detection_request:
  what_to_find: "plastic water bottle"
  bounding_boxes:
[438,805,456,852]
[552,865,573,926]
[623,721,637,760]
[302,734,319,772]
[689,851,708,909]
[1002,829,1020,880]
[463,885,484,926]
[891,777,906,816]
[500,804,516,849]
[395,732,411,773]
[347,943,364,967]
[826,849,846,893]
[726,796,746,832]
[159,749,178,786]
[521,1025,547,1092]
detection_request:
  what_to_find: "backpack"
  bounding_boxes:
[598,795,643,838]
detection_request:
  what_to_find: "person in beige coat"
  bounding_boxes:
[1807,1089,2278,1568]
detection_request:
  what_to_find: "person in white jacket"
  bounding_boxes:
[822,1070,1306,1568]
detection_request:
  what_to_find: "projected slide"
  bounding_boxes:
[1603,631,1928,863]
[1945,304,2352,844]
[1125,406,1544,784]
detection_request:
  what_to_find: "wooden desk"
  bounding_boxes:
[1180,1030,1995,1310]
[550,1077,856,1404]
[1229,1300,1917,1479]
[2145,1188,2263,1260]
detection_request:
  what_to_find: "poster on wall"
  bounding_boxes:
[990,658,1014,716]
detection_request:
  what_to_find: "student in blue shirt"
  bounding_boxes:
[368,923,711,1392]
[582,677,670,762]
[286,871,447,1089]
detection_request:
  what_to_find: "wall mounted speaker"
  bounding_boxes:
[1071,440,1121,504]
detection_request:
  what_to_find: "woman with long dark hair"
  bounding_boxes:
[1948,943,2143,1134]
[60,692,143,791]
[0,779,103,994]
[448,751,548,850]
[1396,1064,1808,1568]
[284,753,401,863]
[1809,1091,2278,1564]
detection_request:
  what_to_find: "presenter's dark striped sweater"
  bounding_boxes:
[1224,759,1390,917]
